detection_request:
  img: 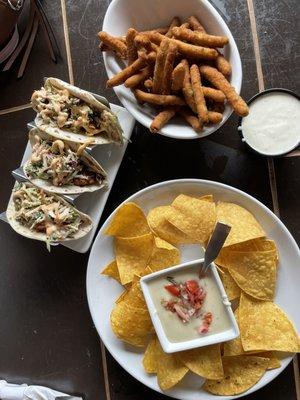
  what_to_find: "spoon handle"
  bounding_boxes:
[200,222,231,276]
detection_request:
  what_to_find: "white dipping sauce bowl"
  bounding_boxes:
[141,258,239,353]
[239,88,300,157]
[102,0,242,140]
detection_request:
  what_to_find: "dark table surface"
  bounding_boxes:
[0,0,299,399]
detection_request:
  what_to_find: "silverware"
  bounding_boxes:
[55,397,83,400]
[199,222,231,276]
[91,91,111,109]
[0,211,8,223]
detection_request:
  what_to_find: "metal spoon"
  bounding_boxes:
[199,222,231,276]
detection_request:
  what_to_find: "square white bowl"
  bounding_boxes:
[140,258,239,353]
[102,0,243,139]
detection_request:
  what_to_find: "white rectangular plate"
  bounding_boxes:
[19,104,135,253]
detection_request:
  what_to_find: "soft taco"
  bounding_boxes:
[7,182,93,245]
[24,129,108,194]
[31,77,123,145]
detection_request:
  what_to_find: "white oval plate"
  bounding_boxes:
[87,179,300,399]
[102,0,242,140]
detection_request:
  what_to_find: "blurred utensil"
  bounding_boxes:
[0,380,83,400]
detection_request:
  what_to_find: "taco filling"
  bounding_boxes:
[31,85,118,138]
[12,183,85,242]
[25,135,105,187]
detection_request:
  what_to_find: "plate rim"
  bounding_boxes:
[86,178,299,399]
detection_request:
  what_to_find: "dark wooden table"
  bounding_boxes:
[0,0,299,399]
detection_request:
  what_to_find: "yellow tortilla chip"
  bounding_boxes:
[101,260,121,283]
[203,356,269,395]
[155,341,189,390]
[216,202,265,247]
[110,301,152,347]
[217,266,241,301]
[147,206,192,244]
[121,279,147,309]
[216,239,278,268]
[225,238,277,252]
[105,202,150,237]
[178,344,223,379]
[115,290,128,304]
[224,250,277,301]
[239,293,299,352]
[253,352,281,370]
[138,265,154,277]
[143,337,158,373]
[115,233,153,285]
[148,237,180,272]
[199,194,214,202]
[224,311,282,369]
[167,194,216,243]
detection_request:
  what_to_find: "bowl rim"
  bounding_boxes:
[238,88,300,157]
[102,0,243,140]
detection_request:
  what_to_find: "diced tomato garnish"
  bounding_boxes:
[197,312,213,334]
[204,312,213,324]
[185,280,199,294]
[164,284,180,297]
[199,326,209,334]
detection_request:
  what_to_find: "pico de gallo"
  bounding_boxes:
[161,276,213,335]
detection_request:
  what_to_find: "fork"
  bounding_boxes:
[199,222,231,276]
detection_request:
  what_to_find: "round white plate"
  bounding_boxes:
[87,179,300,399]
[102,0,242,140]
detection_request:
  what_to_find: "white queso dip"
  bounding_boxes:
[147,267,232,343]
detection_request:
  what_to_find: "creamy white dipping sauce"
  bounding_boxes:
[241,92,300,155]
[147,268,232,343]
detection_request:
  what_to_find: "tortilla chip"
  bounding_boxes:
[110,301,152,347]
[155,341,189,390]
[122,279,147,309]
[216,238,278,268]
[178,344,223,379]
[203,356,269,395]
[147,206,192,244]
[149,237,180,272]
[224,310,282,369]
[223,250,277,301]
[225,238,277,252]
[101,260,121,283]
[254,352,281,370]
[167,194,216,243]
[216,202,265,247]
[105,202,150,237]
[217,266,241,301]
[115,290,128,304]
[138,265,154,277]
[199,194,214,202]
[115,233,153,284]
[143,337,159,373]
[239,293,299,352]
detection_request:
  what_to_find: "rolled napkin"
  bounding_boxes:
[0,381,82,400]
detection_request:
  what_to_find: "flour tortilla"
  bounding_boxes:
[24,129,108,195]
[33,77,123,145]
[6,182,93,243]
